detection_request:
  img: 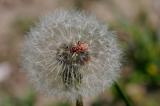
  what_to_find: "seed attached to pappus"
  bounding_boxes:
[56,41,91,88]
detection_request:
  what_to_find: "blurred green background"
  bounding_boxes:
[0,0,159,106]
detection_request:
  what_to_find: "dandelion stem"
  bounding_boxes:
[76,94,83,106]
[114,82,132,106]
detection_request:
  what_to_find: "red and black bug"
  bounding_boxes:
[70,41,88,54]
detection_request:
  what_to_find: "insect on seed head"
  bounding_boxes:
[70,41,89,54]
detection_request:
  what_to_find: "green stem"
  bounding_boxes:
[76,94,83,106]
[114,82,132,106]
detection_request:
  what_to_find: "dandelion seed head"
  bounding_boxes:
[21,10,122,101]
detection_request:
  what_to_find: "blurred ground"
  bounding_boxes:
[0,0,159,106]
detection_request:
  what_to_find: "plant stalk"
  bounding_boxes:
[114,82,132,106]
[76,94,83,106]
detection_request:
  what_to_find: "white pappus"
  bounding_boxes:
[21,10,122,101]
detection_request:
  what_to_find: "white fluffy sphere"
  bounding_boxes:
[21,10,122,101]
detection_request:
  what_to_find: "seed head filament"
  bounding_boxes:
[56,41,90,89]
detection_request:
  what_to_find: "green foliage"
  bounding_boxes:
[0,90,36,106]
[12,17,36,34]
[114,18,160,85]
